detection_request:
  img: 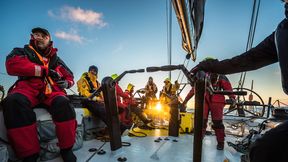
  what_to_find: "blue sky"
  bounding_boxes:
[0,0,286,106]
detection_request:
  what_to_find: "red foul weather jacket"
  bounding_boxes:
[6,44,74,106]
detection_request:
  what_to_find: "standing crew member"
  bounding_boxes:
[183,58,235,150]
[145,76,158,100]
[159,78,180,104]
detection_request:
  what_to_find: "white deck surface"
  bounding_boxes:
[45,134,242,162]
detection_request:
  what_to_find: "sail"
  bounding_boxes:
[190,0,205,49]
[172,0,206,61]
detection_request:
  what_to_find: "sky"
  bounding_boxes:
[0,0,287,107]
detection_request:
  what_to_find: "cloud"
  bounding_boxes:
[55,31,84,43]
[48,6,107,27]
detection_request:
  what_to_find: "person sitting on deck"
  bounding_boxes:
[2,27,76,162]
[123,83,154,127]
[111,74,154,128]
[77,65,108,129]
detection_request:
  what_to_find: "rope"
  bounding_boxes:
[166,0,172,79]
[180,59,190,83]
[129,127,147,137]
[238,0,261,89]
[177,58,187,80]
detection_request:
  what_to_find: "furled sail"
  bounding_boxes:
[172,0,206,61]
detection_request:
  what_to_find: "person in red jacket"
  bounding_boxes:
[110,74,134,132]
[122,83,153,127]
[2,27,76,162]
[182,60,235,150]
[111,74,153,128]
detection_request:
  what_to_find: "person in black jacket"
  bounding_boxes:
[192,1,288,162]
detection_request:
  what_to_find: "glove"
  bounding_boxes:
[49,69,62,80]
[56,80,69,89]
[190,59,220,75]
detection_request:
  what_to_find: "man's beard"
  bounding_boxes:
[36,41,48,50]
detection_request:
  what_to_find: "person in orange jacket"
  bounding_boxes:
[2,27,76,162]
[182,58,235,150]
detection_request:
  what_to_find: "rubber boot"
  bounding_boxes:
[132,106,151,124]
[217,142,224,150]
[214,128,225,150]
[23,153,39,162]
[60,147,77,162]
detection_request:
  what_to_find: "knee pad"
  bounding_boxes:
[212,120,224,129]
[50,96,75,122]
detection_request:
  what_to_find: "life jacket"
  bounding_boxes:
[77,72,101,99]
[83,73,99,93]
[6,45,73,94]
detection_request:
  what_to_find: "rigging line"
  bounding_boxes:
[177,57,187,80]
[250,0,261,49]
[180,58,190,83]
[240,0,261,89]
[167,0,172,79]
[246,0,257,51]
[241,0,257,89]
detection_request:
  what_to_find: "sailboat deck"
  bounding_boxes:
[45,129,242,162]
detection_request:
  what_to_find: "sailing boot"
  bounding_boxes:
[212,121,225,150]
[214,128,225,150]
[132,106,155,128]
[23,153,39,162]
[60,147,77,162]
[217,142,225,150]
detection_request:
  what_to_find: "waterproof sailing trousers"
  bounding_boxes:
[203,98,225,144]
[2,93,76,158]
[82,100,107,124]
